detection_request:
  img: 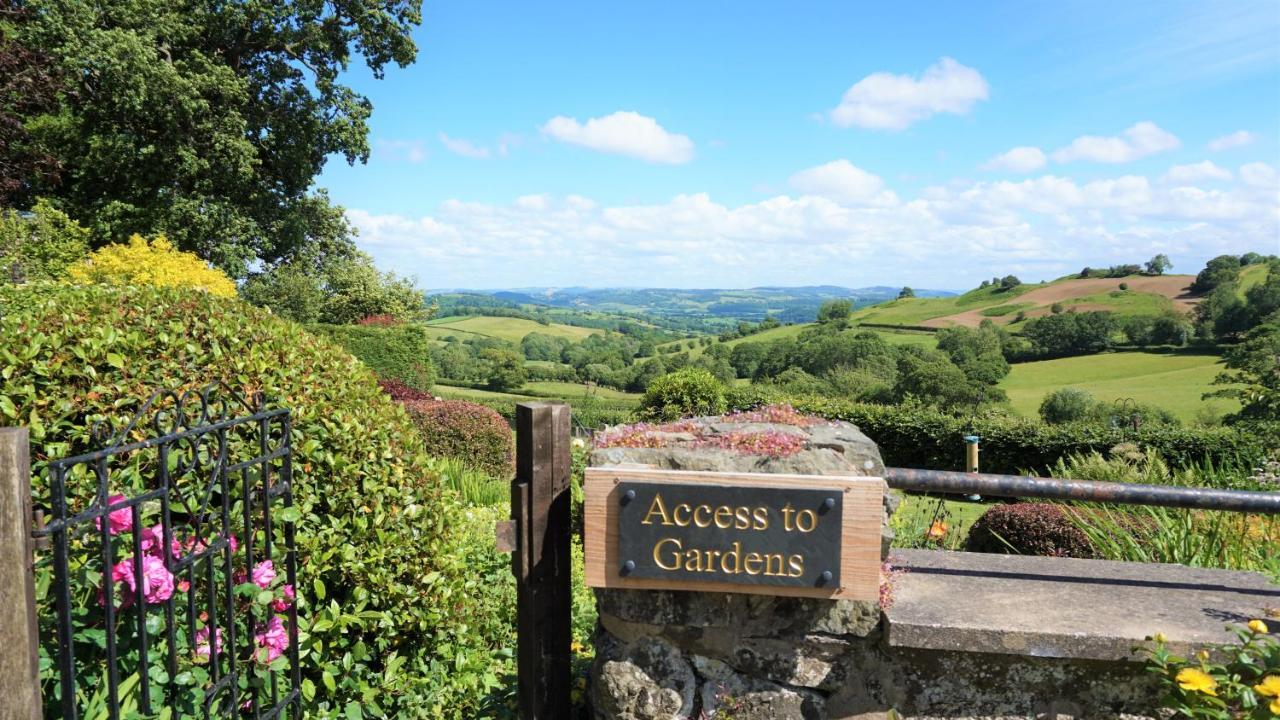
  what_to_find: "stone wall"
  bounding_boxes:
[584,409,1214,719]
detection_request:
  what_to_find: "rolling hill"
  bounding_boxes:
[424,315,601,343]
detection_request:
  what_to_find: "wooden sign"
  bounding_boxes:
[584,467,885,601]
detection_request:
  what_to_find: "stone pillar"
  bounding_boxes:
[587,412,896,720]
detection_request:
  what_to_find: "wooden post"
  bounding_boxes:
[0,427,41,720]
[511,403,572,720]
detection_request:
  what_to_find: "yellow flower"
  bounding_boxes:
[1256,675,1280,697]
[1175,668,1218,696]
[1248,619,1270,634]
[1196,649,1209,662]
[1270,699,1280,715]
[1152,632,1167,644]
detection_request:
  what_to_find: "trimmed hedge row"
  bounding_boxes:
[310,322,436,392]
[403,399,515,480]
[779,396,1266,474]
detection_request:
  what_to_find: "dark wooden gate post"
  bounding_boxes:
[0,427,41,719]
[512,403,572,719]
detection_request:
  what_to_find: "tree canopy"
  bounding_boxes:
[15,0,423,277]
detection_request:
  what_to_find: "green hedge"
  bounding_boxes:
[779,396,1265,475]
[310,323,436,392]
[0,284,508,717]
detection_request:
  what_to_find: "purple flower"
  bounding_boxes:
[95,494,132,535]
[251,560,275,589]
[107,555,174,607]
[254,616,289,663]
[271,584,295,612]
[193,626,222,660]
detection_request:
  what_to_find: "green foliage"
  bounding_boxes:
[1191,254,1242,295]
[242,251,428,325]
[782,395,1264,475]
[1039,388,1095,424]
[816,299,852,327]
[897,286,914,299]
[311,323,436,392]
[1145,254,1172,275]
[425,457,509,506]
[402,400,514,480]
[1208,313,1280,425]
[18,0,422,276]
[482,348,529,392]
[638,367,728,421]
[1140,624,1280,718]
[0,283,509,716]
[1122,311,1191,347]
[0,199,89,281]
[999,274,1021,290]
[965,503,1096,558]
[1020,310,1118,358]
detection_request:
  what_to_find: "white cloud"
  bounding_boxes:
[1051,121,1181,164]
[1240,162,1277,189]
[1162,161,1232,184]
[439,132,491,159]
[1207,130,1256,151]
[829,57,989,131]
[347,168,1276,289]
[980,147,1047,173]
[374,138,427,163]
[787,160,898,206]
[540,111,694,164]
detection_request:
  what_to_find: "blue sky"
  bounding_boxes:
[318,0,1280,290]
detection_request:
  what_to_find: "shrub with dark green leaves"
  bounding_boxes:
[311,322,436,392]
[0,283,511,717]
[403,399,515,480]
[784,395,1263,475]
[638,367,727,421]
[1039,388,1094,424]
[965,503,1096,558]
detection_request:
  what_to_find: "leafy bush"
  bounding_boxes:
[0,283,509,716]
[0,199,89,281]
[1139,621,1279,717]
[965,503,1096,558]
[378,377,435,403]
[402,399,515,480]
[783,395,1264,475]
[638,367,727,421]
[1040,388,1095,424]
[312,323,436,392]
[68,235,236,296]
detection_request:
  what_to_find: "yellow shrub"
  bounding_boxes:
[68,235,237,296]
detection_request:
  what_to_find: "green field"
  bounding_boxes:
[523,381,639,400]
[426,315,600,343]
[658,323,937,358]
[434,381,639,405]
[999,351,1236,422]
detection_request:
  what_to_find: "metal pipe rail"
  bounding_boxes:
[883,467,1280,515]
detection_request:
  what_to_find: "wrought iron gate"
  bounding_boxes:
[31,383,301,719]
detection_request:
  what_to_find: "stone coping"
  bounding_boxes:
[884,549,1280,662]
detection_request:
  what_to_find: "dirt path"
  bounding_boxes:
[922,275,1197,328]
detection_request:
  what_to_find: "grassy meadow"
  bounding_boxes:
[426,315,600,343]
[998,350,1236,422]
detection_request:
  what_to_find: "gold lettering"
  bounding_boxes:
[642,494,672,526]
[743,552,763,575]
[734,507,751,530]
[787,554,804,577]
[720,542,742,574]
[654,538,682,570]
[714,506,733,529]
[672,503,692,527]
[752,507,769,530]
[684,549,702,572]
[693,504,712,528]
[795,509,817,533]
[781,503,796,531]
[764,553,785,576]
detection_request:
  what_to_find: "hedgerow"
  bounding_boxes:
[402,400,515,480]
[310,322,436,392]
[0,283,511,717]
[769,396,1265,475]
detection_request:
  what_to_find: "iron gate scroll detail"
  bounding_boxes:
[33,383,301,719]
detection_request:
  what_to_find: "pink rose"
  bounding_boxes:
[107,555,174,607]
[272,584,295,612]
[194,626,221,660]
[251,560,275,589]
[95,494,132,536]
[253,616,289,663]
[139,524,181,560]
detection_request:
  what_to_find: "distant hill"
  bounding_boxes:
[428,285,957,327]
[849,273,1199,329]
